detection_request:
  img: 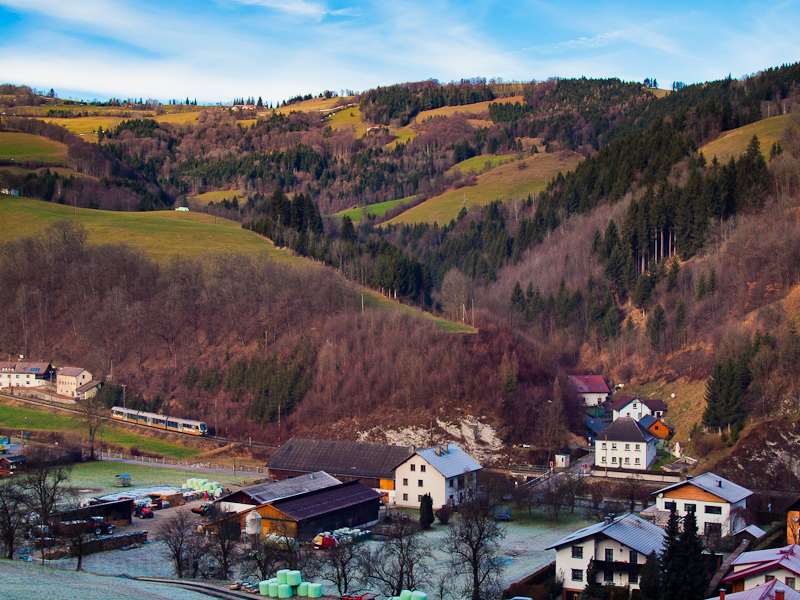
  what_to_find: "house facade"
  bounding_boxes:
[393,443,482,509]
[0,362,52,390]
[568,375,611,407]
[594,417,658,470]
[610,394,667,421]
[548,513,667,600]
[57,367,92,398]
[638,414,672,440]
[723,545,800,593]
[654,472,753,537]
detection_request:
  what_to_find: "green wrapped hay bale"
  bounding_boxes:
[411,592,427,600]
[276,569,289,584]
[259,581,271,595]
[297,582,308,596]
[400,590,413,600]
[278,584,293,598]
[286,570,302,586]
[307,583,322,598]
[269,582,280,597]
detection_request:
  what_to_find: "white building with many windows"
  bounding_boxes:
[393,443,481,509]
[609,394,667,421]
[652,472,752,537]
[567,375,611,407]
[594,417,658,470]
[547,513,667,600]
[0,362,52,389]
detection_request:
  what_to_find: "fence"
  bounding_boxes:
[98,450,268,474]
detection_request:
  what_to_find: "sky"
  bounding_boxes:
[1,0,799,105]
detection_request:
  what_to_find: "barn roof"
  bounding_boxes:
[267,438,412,480]
[271,480,382,521]
[224,471,340,505]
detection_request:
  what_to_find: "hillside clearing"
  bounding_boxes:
[189,189,248,204]
[385,151,583,225]
[332,197,409,221]
[0,131,69,165]
[699,114,789,163]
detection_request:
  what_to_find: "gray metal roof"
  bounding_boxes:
[233,471,340,504]
[655,472,753,504]
[546,513,667,556]
[413,444,482,479]
[599,417,656,443]
[267,438,413,480]
[271,480,382,521]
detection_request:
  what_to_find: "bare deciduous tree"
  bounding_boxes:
[75,394,104,459]
[361,519,431,596]
[155,509,197,579]
[0,479,31,559]
[20,449,71,564]
[317,540,367,596]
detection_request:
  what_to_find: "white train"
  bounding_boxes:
[111,406,207,436]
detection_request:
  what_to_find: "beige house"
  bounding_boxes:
[394,443,481,509]
[57,367,92,398]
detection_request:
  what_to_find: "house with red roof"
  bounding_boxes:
[567,375,610,407]
[0,361,52,390]
[707,579,800,600]
[723,544,800,593]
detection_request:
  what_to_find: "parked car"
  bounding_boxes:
[312,534,338,549]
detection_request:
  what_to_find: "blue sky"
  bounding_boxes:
[1,0,799,104]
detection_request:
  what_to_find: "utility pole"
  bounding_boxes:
[122,384,126,409]
[278,404,281,444]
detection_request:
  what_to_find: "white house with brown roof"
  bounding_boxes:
[57,367,92,398]
[610,394,667,421]
[394,443,482,509]
[0,362,52,389]
[653,472,753,537]
[568,375,611,407]
[547,513,667,599]
[594,417,658,470]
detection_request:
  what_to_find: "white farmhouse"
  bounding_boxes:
[393,443,481,509]
[594,417,658,470]
[653,472,753,536]
[567,375,610,407]
[0,361,52,390]
[610,394,667,421]
[723,544,800,593]
[547,513,667,599]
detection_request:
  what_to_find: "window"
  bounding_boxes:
[601,442,607,449]
[403,478,408,486]
[786,577,796,590]
[635,458,641,465]
[635,444,640,450]
[612,443,617,449]
[705,506,722,515]
[705,523,722,536]
[600,456,606,463]
[624,457,630,464]
[410,464,415,472]
[612,457,617,463]
[604,569,614,582]
[630,551,638,565]
[605,549,613,562]
[664,501,676,510]
[449,479,454,488]
[766,575,775,583]
[625,444,630,450]
[420,465,426,473]
[418,480,423,487]
[572,546,583,559]
[571,570,583,582]
[630,571,639,584]
[685,504,696,513]
[418,495,423,502]
[403,494,408,501]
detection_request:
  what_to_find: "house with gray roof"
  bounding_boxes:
[594,417,658,471]
[610,394,667,421]
[652,472,753,536]
[547,513,667,599]
[394,443,482,509]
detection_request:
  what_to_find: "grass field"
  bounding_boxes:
[699,114,789,163]
[189,189,248,205]
[68,461,260,496]
[332,197,409,222]
[0,196,285,262]
[385,151,583,226]
[0,165,95,179]
[325,106,364,135]
[447,154,518,175]
[0,132,69,165]
[415,95,524,122]
[0,402,201,459]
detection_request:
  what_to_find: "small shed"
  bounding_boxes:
[115,474,132,487]
[554,454,570,469]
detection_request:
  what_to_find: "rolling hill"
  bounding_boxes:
[699,113,790,163]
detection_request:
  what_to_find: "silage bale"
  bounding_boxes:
[306,583,322,598]
[286,570,302,586]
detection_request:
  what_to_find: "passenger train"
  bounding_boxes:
[111,406,208,436]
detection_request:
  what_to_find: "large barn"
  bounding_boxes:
[266,438,413,503]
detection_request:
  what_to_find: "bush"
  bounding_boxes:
[435,505,454,525]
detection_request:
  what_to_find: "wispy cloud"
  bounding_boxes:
[223,0,353,20]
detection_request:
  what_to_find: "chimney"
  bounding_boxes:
[443,443,449,453]
[435,446,441,456]
[776,587,785,600]
[719,589,725,600]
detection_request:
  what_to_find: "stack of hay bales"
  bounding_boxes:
[258,568,323,597]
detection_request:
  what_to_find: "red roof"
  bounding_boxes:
[567,375,609,394]
[724,545,800,583]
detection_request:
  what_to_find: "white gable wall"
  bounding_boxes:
[595,437,657,470]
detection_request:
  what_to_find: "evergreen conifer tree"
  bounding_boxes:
[580,558,603,599]
[660,509,681,600]
[647,304,667,350]
[419,494,434,530]
[639,550,662,600]
[674,511,708,600]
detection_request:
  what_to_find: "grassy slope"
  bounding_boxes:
[189,189,248,204]
[0,401,200,459]
[333,197,409,222]
[699,114,789,163]
[447,154,518,175]
[0,132,69,165]
[385,151,583,226]
[0,196,285,262]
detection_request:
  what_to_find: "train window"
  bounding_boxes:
[167,421,178,428]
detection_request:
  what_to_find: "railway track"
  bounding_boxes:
[120,575,255,599]
[0,391,278,450]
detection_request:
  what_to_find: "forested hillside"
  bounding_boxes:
[3,63,800,466]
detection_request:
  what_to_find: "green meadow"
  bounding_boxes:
[0,132,69,165]
[700,114,789,163]
[333,197,410,222]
